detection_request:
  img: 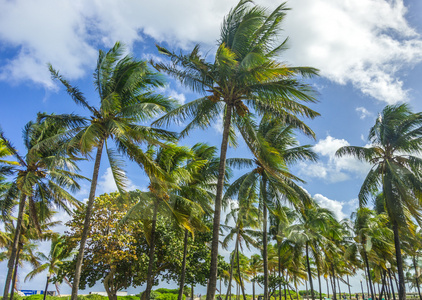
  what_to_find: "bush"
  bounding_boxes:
[155,294,181,300]
[155,289,179,295]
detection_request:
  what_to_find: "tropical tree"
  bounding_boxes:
[1,118,84,300]
[152,1,319,297]
[126,143,205,300]
[247,254,263,300]
[48,41,177,300]
[222,196,260,300]
[25,235,74,300]
[172,143,220,300]
[226,115,317,300]
[336,103,422,300]
[286,203,338,300]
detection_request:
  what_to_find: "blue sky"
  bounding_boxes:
[1,0,422,296]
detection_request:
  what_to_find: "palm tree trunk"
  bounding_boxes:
[253,279,255,300]
[225,236,238,300]
[206,104,233,300]
[347,275,352,300]
[71,139,104,300]
[379,270,387,300]
[317,263,323,300]
[236,241,247,300]
[43,275,51,300]
[331,264,337,300]
[306,242,315,300]
[337,277,342,299]
[392,221,405,300]
[363,262,372,300]
[3,193,26,300]
[278,250,282,300]
[262,177,269,300]
[192,284,194,300]
[413,257,422,300]
[10,243,22,300]
[178,229,189,300]
[144,201,159,300]
[326,277,330,298]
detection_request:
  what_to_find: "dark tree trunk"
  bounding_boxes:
[413,257,422,300]
[379,270,387,300]
[192,284,194,300]
[331,264,337,300]
[104,266,117,300]
[206,104,233,300]
[71,140,104,300]
[43,275,51,300]
[337,277,342,299]
[3,193,26,300]
[392,221,405,300]
[178,230,189,300]
[10,244,21,300]
[262,177,269,300]
[306,242,315,300]
[144,201,159,300]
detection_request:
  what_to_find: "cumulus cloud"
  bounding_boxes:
[97,167,139,194]
[299,135,371,182]
[281,0,422,104]
[313,193,346,220]
[0,0,420,104]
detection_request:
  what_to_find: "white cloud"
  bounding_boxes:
[97,167,139,194]
[300,136,371,182]
[313,193,346,220]
[280,0,422,104]
[356,107,373,119]
[0,0,420,104]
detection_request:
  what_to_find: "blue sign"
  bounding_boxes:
[20,290,44,296]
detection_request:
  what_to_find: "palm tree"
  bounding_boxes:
[126,143,206,300]
[222,195,260,300]
[226,115,317,300]
[247,254,263,300]
[1,118,84,300]
[48,42,177,300]
[286,203,338,300]
[336,103,422,300]
[25,235,74,300]
[152,1,319,297]
[175,143,223,300]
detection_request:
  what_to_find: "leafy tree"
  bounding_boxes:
[48,41,177,300]
[336,103,422,300]
[153,1,319,298]
[58,192,144,300]
[1,118,83,300]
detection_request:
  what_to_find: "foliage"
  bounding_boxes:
[55,192,145,296]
